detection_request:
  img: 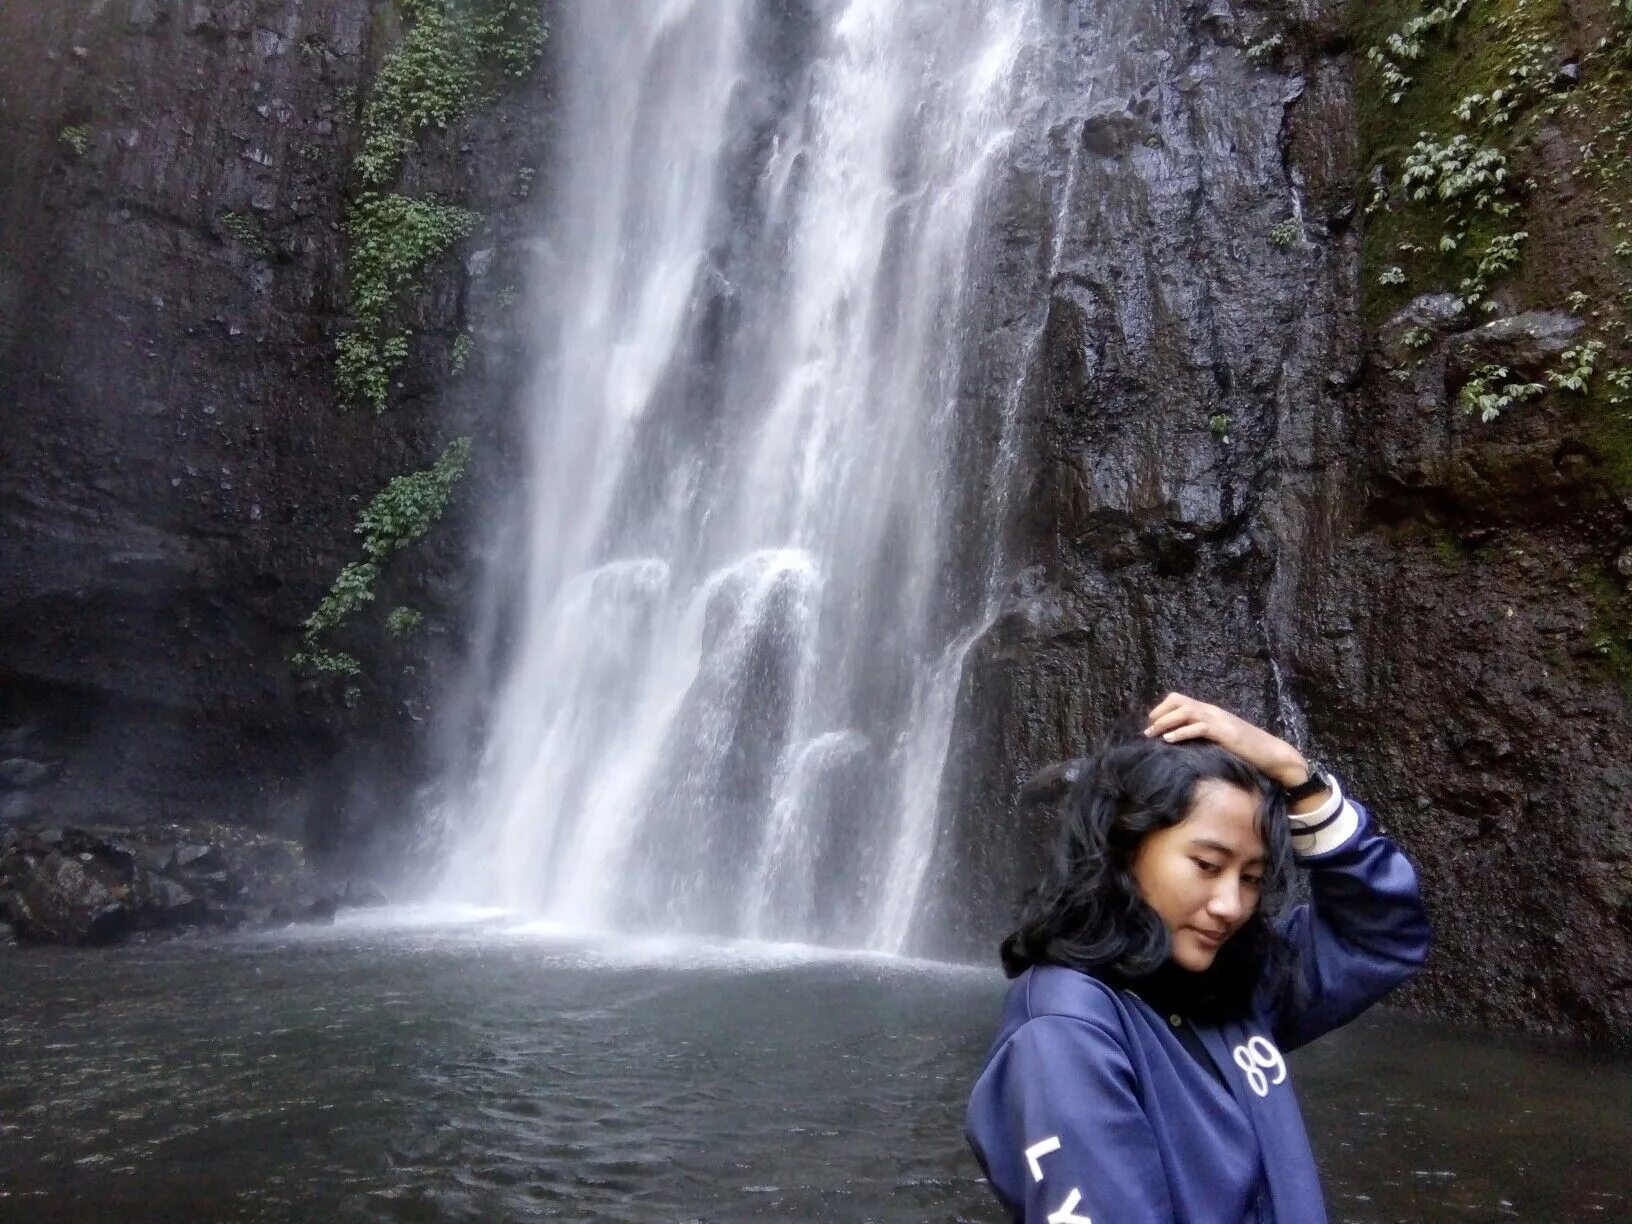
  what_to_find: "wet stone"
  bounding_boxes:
[0,758,53,788]
[340,879,389,908]
[174,844,216,870]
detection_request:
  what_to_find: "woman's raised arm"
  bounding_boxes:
[1267,780,1432,1050]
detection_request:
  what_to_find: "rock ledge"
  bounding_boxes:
[0,822,387,945]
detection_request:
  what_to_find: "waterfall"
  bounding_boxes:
[438,0,1048,952]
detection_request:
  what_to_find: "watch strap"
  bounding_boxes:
[1283,764,1331,803]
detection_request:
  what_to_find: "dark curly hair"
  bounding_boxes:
[1000,731,1296,1020]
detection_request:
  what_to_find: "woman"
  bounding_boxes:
[966,693,1431,1223]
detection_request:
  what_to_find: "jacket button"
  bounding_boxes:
[1169,1014,1183,1027]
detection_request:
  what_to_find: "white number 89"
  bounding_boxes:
[1231,1035,1287,1098]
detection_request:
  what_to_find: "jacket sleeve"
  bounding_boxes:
[966,1014,1175,1223]
[1268,776,1432,1051]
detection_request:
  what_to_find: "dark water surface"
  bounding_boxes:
[2,911,1628,1222]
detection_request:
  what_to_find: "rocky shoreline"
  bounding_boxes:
[0,822,387,946]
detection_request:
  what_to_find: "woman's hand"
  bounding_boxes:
[1143,692,1309,789]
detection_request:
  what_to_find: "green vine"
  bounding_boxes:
[1365,1,1471,105]
[385,607,426,637]
[1459,342,1604,423]
[336,192,479,411]
[220,210,272,259]
[1459,364,1544,422]
[1547,340,1605,392]
[336,0,547,412]
[305,1,544,683]
[450,330,475,373]
[294,437,472,677]
[354,0,546,188]
[1245,35,1284,66]
[58,124,91,155]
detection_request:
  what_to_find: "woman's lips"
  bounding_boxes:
[1188,927,1228,947]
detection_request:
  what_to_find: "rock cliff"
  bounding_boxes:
[0,0,550,851]
[928,0,1632,1045]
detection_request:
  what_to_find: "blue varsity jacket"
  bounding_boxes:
[966,781,1431,1223]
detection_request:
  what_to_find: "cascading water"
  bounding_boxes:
[438,0,1051,953]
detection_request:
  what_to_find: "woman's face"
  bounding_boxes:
[1130,779,1266,972]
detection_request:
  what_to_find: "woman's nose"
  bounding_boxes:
[1207,880,1245,923]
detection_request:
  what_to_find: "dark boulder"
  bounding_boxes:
[304,895,338,925]
[2,851,134,945]
[339,879,389,908]
[173,845,218,871]
[132,870,208,928]
[0,758,54,789]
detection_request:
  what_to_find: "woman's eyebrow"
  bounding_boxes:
[1187,837,1267,867]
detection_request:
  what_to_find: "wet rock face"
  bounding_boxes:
[924,0,1631,1044]
[1287,283,1632,1041]
[0,1,551,836]
[919,0,1355,960]
[0,0,373,830]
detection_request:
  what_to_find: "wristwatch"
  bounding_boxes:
[1284,763,1332,803]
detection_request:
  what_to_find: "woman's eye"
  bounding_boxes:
[1191,859,1221,876]
[1242,875,1262,889]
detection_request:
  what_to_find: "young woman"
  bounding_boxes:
[966,693,1431,1223]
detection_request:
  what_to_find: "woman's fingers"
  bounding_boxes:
[1146,692,1192,722]
[1146,699,1248,752]
[1143,707,1194,736]
[1143,696,1305,783]
[1158,720,1211,743]
[1145,694,1224,738]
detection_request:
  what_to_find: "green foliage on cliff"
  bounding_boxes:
[1458,363,1544,421]
[307,2,544,683]
[1358,2,1632,687]
[336,193,479,411]
[355,0,547,187]
[1365,2,1472,104]
[336,0,547,412]
[57,124,90,155]
[335,330,410,414]
[450,330,474,373]
[356,436,474,559]
[1357,0,1632,438]
[385,607,426,637]
[346,193,480,325]
[1359,2,1546,318]
[1583,563,1632,693]
[220,210,272,259]
[294,438,472,678]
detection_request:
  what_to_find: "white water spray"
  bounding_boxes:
[440,0,1049,952]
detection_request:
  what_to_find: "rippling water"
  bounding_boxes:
[2,911,1628,1221]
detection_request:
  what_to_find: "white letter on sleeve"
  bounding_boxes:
[1024,1137,1093,1223]
[1025,1135,1061,1181]
[1046,1188,1094,1223]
